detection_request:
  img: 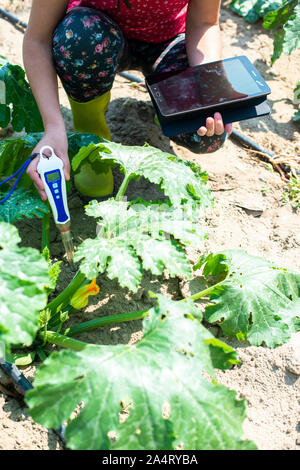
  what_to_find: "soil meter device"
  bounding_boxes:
[37,145,74,263]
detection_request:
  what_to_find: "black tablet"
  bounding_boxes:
[146,56,271,136]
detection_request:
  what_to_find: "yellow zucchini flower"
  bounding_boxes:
[70,277,99,309]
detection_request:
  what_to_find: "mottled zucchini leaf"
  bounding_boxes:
[0,223,50,350]
[0,186,49,223]
[0,132,105,186]
[230,0,284,23]
[263,0,300,63]
[74,199,205,291]
[195,250,300,347]
[26,295,254,450]
[0,59,43,132]
[71,141,213,209]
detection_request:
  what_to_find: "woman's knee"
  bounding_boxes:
[52,7,125,101]
[171,131,228,154]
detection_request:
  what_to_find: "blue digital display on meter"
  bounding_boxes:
[46,171,60,183]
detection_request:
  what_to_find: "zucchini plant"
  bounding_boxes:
[1,137,299,450]
[0,57,43,132]
[230,0,300,123]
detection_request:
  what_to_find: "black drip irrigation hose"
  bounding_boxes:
[0,359,66,446]
[0,360,33,395]
[228,128,277,159]
[0,8,27,29]
[118,71,143,84]
[1,6,296,174]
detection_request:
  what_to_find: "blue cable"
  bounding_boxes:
[0,153,37,204]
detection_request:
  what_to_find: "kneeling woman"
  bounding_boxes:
[24,0,232,199]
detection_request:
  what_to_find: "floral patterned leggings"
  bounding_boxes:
[52,6,227,154]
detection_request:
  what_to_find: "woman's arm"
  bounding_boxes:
[186,0,222,66]
[23,0,68,131]
[185,0,232,137]
[23,0,70,199]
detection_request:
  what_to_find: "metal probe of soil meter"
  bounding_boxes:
[37,145,74,263]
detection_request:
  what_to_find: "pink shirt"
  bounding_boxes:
[67,0,188,43]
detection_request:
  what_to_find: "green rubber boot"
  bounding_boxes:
[68,92,114,197]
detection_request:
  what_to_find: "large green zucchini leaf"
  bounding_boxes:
[195,250,300,347]
[0,223,49,350]
[26,295,254,450]
[74,199,205,291]
[72,141,213,209]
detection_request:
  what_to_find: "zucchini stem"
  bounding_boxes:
[115,174,131,201]
[64,309,148,337]
[40,330,88,351]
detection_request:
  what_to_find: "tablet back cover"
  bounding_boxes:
[152,100,270,137]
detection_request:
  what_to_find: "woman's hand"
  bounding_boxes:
[197,112,232,137]
[26,127,70,201]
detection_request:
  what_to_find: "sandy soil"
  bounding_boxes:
[0,0,299,450]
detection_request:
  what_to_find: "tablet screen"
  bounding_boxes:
[150,57,264,116]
